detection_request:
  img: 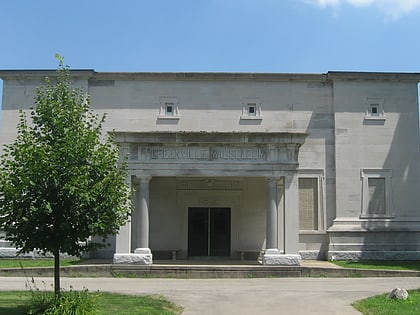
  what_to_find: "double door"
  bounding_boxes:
[188,207,231,257]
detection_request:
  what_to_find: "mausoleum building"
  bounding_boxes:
[0,70,419,265]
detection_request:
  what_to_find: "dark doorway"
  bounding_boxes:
[188,207,231,257]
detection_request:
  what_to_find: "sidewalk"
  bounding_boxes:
[1,276,419,314]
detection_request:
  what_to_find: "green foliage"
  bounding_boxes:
[0,259,80,268]
[332,260,420,271]
[0,55,132,293]
[27,287,54,315]
[27,286,98,315]
[0,56,131,257]
[0,291,183,315]
[353,289,420,315]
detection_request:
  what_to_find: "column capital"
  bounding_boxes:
[134,175,152,184]
[265,176,280,184]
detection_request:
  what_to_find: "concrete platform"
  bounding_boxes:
[1,259,419,278]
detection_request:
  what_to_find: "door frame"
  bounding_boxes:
[178,189,241,259]
[187,207,231,257]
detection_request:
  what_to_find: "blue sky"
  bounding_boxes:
[1,0,420,73]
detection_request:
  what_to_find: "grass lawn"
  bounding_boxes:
[332,260,420,271]
[0,259,81,268]
[0,291,182,315]
[353,289,420,315]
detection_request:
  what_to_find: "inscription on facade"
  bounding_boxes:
[136,145,266,161]
[177,179,242,190]
[129,143,301,164]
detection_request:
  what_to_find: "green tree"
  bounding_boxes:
[0,55,131,294]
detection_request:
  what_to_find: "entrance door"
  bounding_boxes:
[188,207,231,257]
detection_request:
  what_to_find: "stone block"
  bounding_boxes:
[0,248,19,258]
[134,248,152,255]
[263,251,301,266]
[113,253,153,265]
[388,288,408,300]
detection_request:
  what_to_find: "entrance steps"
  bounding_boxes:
[1,260,420,278]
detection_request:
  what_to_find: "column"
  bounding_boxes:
[135,176,151,249]
[266,177,278,250]
[263,177,282,264]
[114,144,132,255]
[284,173,300,255]
[263,174,301,266]
[114,174,132,254]
[132,176,153,264]
[113,175,153,265]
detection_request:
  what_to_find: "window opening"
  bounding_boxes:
[165,103,174,116]
[247,103,256,116]
[361,169,393,218]
[158,97,180,119]
[370,104,379,116]
[240,98,262,120]
[367,177,386,215]
[299,178,318,230]
[365,98,385,120]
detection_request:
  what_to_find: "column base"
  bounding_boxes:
[263,249,301,266]
[113,248,153,265]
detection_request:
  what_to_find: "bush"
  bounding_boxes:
[27,285,98,315]
[27,289,55,315]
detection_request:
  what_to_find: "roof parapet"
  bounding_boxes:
[0,69,419,82]
[327,71,420,82]
[0,69,95,80]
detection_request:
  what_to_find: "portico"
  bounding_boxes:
[112,132,306,265]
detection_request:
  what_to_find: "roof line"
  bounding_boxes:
[0,70,419,82]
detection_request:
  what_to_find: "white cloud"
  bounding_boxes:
[303,0,420,19]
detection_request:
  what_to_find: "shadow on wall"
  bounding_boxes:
[359,102,420,260]
[307,79,420,261]
[337,81,420,261]
[300,108,336,260]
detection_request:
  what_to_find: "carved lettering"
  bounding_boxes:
[135,145,267,161]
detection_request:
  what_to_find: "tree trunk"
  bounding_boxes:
[54,249,60,296]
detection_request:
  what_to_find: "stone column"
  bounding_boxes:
[282,172,301,265]
[266,177,278,250]
[114,175,153,265]
[263,177,282,265]
[263,174,301,266]
[284,173,300,254]
[132,176,153,264]
[135,176,151,249]
[114,174,132,254]
[114,144,132,257]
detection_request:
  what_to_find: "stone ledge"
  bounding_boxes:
[2,263,420,278]
[300,250,327,260]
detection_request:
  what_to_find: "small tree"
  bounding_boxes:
[0,55,131,294]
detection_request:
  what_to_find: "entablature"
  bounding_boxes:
[115,132,308,176]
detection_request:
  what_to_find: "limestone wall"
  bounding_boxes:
[333,80,420,219]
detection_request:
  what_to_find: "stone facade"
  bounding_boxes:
[0,70,419,264]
